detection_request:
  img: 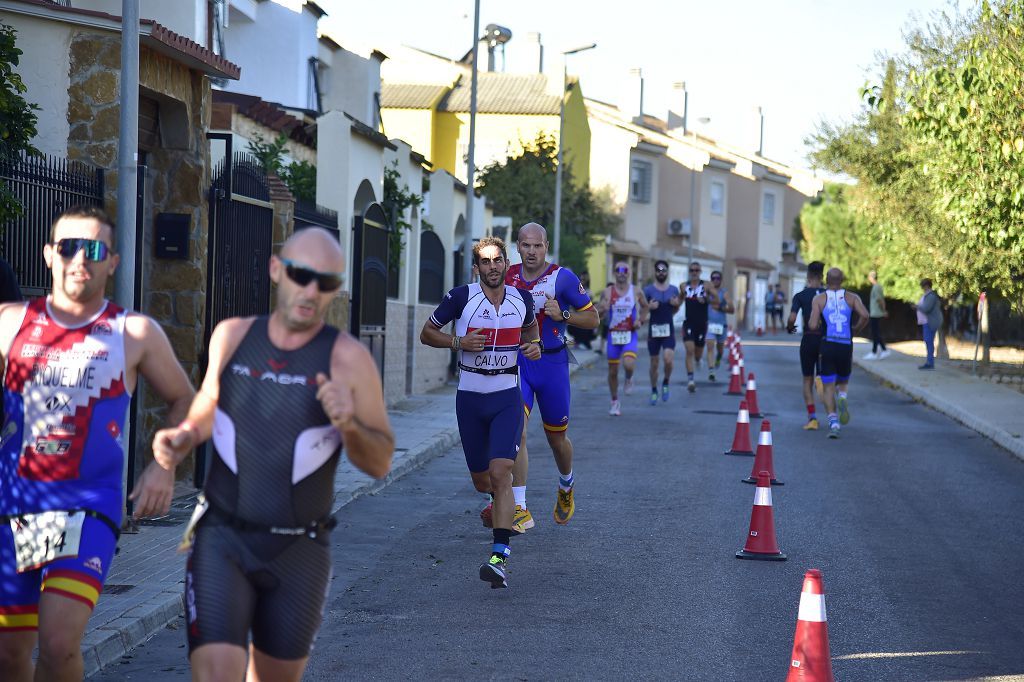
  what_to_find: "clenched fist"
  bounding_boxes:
[316,372,355,429]
[543,292,562,319]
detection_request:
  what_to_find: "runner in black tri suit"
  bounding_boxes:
[787,261,826,430]
[151,228,394,682]
[681,261,709,393]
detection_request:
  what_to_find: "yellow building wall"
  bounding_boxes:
[562,86,591,187]
[586,240,608,287]
[380,108,434,161]
[431,111,461,175]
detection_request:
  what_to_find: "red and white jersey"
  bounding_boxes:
[608,285,637,331]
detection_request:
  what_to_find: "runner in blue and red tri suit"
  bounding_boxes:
[0,206,194,682]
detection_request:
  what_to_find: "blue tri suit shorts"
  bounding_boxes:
[519,348,571,433]
[0,512,118,630]
[455,387,523,473]
[647,334,677,356]
[606,331,639,364]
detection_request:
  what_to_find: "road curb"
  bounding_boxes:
[85,349,601,677]
[855,358,1024,463]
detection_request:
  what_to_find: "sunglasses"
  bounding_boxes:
[52,238,110,262]
[280,258,343,292]
[655,268,668,273]
[615,267,630,273]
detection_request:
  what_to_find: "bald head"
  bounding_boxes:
[517,222,548,243]
[281,227,345,273]
[826,267,844,288]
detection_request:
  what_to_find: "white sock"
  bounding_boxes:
[512,486,527,509]
[838,391,848,400]
[559,470,574,491]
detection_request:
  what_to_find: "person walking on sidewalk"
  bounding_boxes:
[643,260,681,404]
[421,237,541,589]
[787,261,827,430]
[705,270,733,381]
[598,262,649,415]
[913,278,943,370]
[494,223,598,531]
[772,284,786,334]
[0,206,195,682]
[864,270,890,360]
[153,227,394,682]
[808,267,870,439]
[681,262,709,392]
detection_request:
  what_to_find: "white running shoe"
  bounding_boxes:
[863,352,878,360]
[609,399,622,416]
[624,378,634,395]
[879,349,891,359]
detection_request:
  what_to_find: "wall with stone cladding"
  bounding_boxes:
[383,301,409,405]
[413,303,451,394]
[67,32,211,478]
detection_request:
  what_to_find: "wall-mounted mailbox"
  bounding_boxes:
[155,213,190,260]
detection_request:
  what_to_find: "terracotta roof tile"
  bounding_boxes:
[213,90,316,147]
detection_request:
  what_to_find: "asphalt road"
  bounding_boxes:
[92,341,1024,681]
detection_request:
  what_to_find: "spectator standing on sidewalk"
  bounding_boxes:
[865,270,890,359]
[913,278,943,370]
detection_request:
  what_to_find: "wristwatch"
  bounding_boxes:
[561,309,571,321]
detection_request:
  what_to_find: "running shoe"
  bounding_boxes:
[624,378,634,395]
[609,399,621,416]
[480,502,493,528]
[837,395,850,425]
[650,390,658,406]
[512,505,534,533]
[661,384,670,402]
[687,380,696,393]
[863,352,878,360]
[828,423,840,439]
[554,487,575,525]
[708,370,716,382]
[480,555,508,589]
[803,418,819,431]
[879,349,891,359]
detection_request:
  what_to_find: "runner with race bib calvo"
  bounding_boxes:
[642,260,680,405]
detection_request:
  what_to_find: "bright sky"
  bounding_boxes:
[320,0,953,170]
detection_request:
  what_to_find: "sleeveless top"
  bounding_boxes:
[608,285,637,331]
[428,283,535,393]
[684,282,709,326]
[642,284,679,329]
[1,298,130,520]
[206,318,342,527]
[708,288,728,324]
[823,289,853,344]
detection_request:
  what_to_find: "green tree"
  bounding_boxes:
[248,132,316,202]
[799,183,882,288]
[0,22,40,224]
[476,133,620,274]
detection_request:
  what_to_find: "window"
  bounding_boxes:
[763,191,776,224]
[630,160,652,203]
[709,181,724,215]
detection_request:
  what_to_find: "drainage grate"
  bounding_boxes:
[102,584,135,595]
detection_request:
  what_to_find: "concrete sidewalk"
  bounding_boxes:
[853,345,1024,462]
[80,349,599,678]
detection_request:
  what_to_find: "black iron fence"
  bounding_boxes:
[294,198,340,241]
[0,152,105,295]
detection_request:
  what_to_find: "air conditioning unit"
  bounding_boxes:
[667,218,691,236]
[782,239,798,255]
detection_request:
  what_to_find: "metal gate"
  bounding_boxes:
[351,202,389,378]
[204,150,274,336]
[418,230,445,304]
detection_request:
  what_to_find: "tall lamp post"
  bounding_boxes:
[552,42,596,265]
[461,0,481,285]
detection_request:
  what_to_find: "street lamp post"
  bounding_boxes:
[552,42,596,265]
[461,0,481,285]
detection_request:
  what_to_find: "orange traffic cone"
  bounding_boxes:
[726,329,735,350]
[786,569,833,681]
[738,357,746,385]
[724,401,755,456]
[736,471,786,560]
[744,420,783,485]
[724,363,744,396]
[745,372,763,417]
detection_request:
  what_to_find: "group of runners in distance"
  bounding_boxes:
[0,209,870,681]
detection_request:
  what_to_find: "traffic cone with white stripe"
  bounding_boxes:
[738,357,747,386]
[735,471,786,560]
[744,419,783,485]
[745,372,763,417]
[786,569,833,681]
[724,401,754,456]
[725,363,744,396]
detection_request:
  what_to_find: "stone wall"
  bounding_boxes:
[67,32,211,479]
[383,301,409,405]
[413,303,451,394]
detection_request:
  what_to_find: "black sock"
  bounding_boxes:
[492,528,512,559]
[662,379,669,386]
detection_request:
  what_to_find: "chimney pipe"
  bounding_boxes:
[758,106,765,156]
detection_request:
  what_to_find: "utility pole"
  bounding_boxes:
[115,0,139,309]
[462,0,480,285]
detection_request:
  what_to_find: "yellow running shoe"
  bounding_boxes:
[803,418,819,431]
[554,487,575,525]
[512,505,535,533]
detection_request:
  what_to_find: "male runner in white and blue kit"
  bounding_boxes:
[642,260,680,405]
[598,262,649,416]
[420,237,541,588]
[499,223,598,529]
[808,267,869,439]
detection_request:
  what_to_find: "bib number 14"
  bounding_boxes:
[11,510,85,573]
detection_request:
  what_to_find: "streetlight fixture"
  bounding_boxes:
[552,42,596,265]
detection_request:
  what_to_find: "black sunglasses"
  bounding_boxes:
[52,238,109,262]
[280,258,343,292]
[615,266,629,273]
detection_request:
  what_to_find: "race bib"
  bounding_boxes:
[11,510,85,573]
[651,324,671,339]
[708,322,725,335]
[611,330,632,346]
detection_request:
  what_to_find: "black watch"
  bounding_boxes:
[561,309,571,321]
